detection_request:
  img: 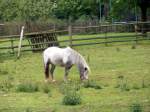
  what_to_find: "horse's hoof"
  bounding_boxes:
[68,78,71,81]
[45,78,51,83]
[52,80,56,82]
[45,79,50,83]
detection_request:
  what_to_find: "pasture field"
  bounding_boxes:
[0,35,150,112]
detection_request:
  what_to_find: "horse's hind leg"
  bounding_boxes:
[50,64,56,82]
[44,62,50,82]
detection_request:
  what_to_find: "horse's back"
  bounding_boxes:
[43,47,71,65]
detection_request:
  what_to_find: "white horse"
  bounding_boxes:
[43,46,90,82]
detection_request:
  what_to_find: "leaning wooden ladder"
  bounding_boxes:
[26,32,59,52]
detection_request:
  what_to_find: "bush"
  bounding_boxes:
[142,79,147,88]
[25,107,32,112]
[132,84,140,90]
[130,103,142,112]
[42,84,51,94]
[60,81,82,105]
[116,75,130,91]
[121,83,130,91]
[131,45,136,49]
[62,91,81,105]
[59,81,80,95]
[83,80,102,89]
[0,77,13,92]
[16,81,39,92]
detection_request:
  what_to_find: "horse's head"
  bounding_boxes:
[78,65,89,80]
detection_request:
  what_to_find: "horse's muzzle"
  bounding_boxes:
[80,76,88,80]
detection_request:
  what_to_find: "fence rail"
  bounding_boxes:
[0,22,150,53]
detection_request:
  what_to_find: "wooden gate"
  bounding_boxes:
[26,32,59,52]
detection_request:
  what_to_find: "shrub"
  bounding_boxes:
[62,91,81,105]
[0,69,9,76]
[0,77,13,92]
[116,75,130,91]
[59,81,80,95]
[142,79,147,88]
[42,84,51,94]
[83,80,102,89]
[131,45,136,49]
[117,75,124,79]
[116,47,120,52]
[120,83,130,91]
[132,84,140,90]
[130,103,142,112]
[25,107,32,112]
[16,81,39,92]
[48,92,52,97]
[60,81,82,105]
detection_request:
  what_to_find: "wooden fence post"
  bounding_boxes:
[11,38,14,53]
[105,26,108,46]
[134,23,138,44]
[68,25,72,47]
[17,26,24,58]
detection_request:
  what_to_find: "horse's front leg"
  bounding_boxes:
[50,64,56,82]
[64,67,70,82]
[64,64,72,82]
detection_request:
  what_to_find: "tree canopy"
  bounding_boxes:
[0,0,149,22]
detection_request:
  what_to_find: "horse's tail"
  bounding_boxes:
[43,52,49,79]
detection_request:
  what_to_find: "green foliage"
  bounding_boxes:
[130,103,143,112]
[141,79,147,88]
[0,69,9,76]
[25,107,32,112]
[0,77,13,92]
[132,84,140,90]
[83,80,102,89]
[16,81,39,92]
[59,81,80,95]
[42,83,51,94]
[131,45,137,49]
[115,75,130,91]
[0,0,147,22]
[60,81,81,105]
[62,90,81,105]
[0,0,54,22]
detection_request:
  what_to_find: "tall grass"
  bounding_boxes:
[130,103,143,112]
[16,81,39,93]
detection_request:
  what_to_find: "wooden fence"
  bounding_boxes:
[0,22,150,53]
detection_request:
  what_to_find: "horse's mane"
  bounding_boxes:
[66,47,90,72]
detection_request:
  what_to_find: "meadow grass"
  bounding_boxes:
[0,34,150,112]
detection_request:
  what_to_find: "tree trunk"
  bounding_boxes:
[140,5,147,34]
[141,6,147,22]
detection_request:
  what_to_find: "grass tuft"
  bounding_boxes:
[130,103,143,112]
[59,81,80,95]
[0,77,13,92]
[132,84,140,90]
[62,90,81,105]
[16,81,39,93]
[83,80,102,89]
[131,45,136,49]
[42,83,51,94]
[116,76,130,91]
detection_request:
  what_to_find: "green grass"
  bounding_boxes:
[0,34,150,112]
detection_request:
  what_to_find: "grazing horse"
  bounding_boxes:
[43,46,90,82]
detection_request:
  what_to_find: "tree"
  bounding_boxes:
[0,0,19,21]
[137,0,150,22]
[110,0,150,22]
